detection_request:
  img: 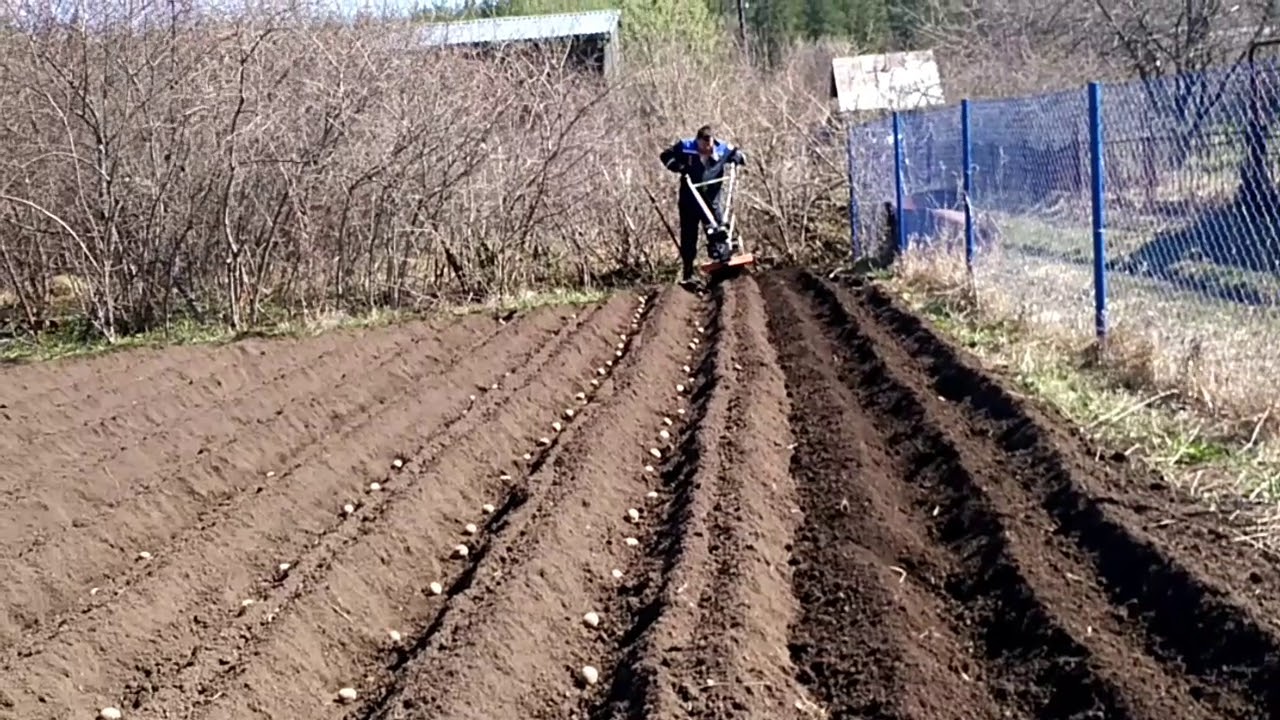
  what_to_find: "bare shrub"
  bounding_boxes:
[0,0,847,341]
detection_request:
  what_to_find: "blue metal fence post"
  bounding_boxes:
[892,111,907,254]
[1088,82,1108,341]
[961,99,975,272]
[847,127,860,262]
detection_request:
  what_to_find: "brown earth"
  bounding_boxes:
[2,269,1280,720]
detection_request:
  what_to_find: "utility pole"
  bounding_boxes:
[736,0,748,60]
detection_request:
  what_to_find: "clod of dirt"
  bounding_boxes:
[649,448,662,459]
[623,537,639,547]
[452,544,469,558]
[482,503,496,514]
[98,708,123,720]
[336,687,358,703]
[463,523,478,535]
[429,582,443,595]
[582,611,600,628]
[368,482,381,492]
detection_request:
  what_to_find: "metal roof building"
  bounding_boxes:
[414,9,622,76]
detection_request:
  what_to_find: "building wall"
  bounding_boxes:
[436,35,616,77]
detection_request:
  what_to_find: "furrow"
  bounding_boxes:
[122,296,637,720]
[0,313,492,534]
[2,321,402,444]
[760,270,1008,720]
[354,287,699,720]
[0,305,582,720]
[671,277,803,720]
[850,278,1280,719]
[587,276,806,720]
[0,318,433,471]
[779,267,1220,719]
[0,312,510,656]
[577,284,722,720]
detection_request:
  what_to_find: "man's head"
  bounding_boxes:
[695,125,714,155]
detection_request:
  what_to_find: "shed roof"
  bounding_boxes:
[830,50,945,113]
[415,9,621,47]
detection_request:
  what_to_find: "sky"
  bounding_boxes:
[326,0,467,18]
[1,0,477,28]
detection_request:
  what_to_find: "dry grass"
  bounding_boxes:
[885,245,1280,543]
[981,214,1280,422]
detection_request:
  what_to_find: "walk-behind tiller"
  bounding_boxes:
[686,163,755,277]
[646,162,756,281]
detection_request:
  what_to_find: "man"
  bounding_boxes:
[659,125,746,285]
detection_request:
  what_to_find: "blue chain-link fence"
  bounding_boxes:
[846,57,1280,416]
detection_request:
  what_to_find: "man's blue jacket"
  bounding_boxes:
[659,138,746,196]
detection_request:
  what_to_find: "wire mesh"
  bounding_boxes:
[844,57,1280,417]
[965,89,1096,342]
[897,105,964,251]
[846,115,896,260]
[1101,59,1280,414]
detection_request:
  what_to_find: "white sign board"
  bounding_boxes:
[830,50,946,113]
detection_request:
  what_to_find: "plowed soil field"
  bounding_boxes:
[3,268,1280,720]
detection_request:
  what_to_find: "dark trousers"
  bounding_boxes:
[678,190,724,279]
